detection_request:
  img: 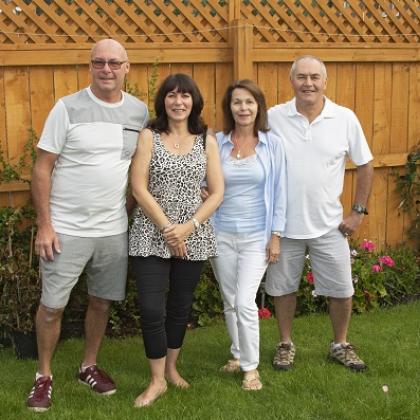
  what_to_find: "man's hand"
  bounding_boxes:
[267,235,280,263]
[339,212,364,238]
[35,224,61,261]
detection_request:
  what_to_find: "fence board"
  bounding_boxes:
[214,63,233,131]
[194,64,216,129]
[77,65,91,91]
[336,63,356,110]
[276,63,294,105]
[325,62,337,103]
[30,67,55,136]
[4,68,31,165]
[369,167,388,250]
[386,168,405,245]
[408,63,419,151]
[257,63,278,108]
[0,68,7,159]
[355,64,374,147]
[53,66,78,102]
[390,63,410,153]
[372,64,392,155]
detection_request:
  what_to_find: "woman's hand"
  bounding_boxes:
[267,235,281,263]
[200,187,209,201]
[162,223,194,247]
[169,242,188,258]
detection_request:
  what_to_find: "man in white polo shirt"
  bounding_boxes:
[266,55,373,372]
[26,39,148,412]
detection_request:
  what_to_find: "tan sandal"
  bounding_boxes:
[241,371,262,391]
[221,359,241,373]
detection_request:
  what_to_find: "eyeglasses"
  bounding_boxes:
[91,59,127,70]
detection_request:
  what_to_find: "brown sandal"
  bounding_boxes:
[241,371,262,391]
[221,359,241,373]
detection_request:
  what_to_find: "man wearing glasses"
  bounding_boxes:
[27,39,148,412]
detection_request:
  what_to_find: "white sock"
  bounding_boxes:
[36,372,52,380]
[332,342,348,349]
[80,364,95,373]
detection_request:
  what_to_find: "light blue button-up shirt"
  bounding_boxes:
[214,130,287,243]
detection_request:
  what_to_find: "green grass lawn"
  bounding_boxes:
[1,301,419,420]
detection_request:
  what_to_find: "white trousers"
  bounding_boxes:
[210,231,268,371]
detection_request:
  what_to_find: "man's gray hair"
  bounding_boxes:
[290,55,327,79]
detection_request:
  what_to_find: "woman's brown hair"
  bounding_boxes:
[221,79,269,135]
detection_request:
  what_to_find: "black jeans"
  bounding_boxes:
[131,256,204,359]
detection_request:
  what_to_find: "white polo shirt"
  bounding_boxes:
[268,97,373,239]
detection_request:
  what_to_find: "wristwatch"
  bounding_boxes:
[271,231,281,237]
[352,204,368,215]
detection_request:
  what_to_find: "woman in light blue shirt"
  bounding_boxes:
[210,80,287,391]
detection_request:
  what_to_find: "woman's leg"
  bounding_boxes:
[235,233,267,373]
[165,259,204,386]
[131,256,169,406]
[210,232,241,361]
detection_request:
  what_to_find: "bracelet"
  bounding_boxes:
[192,217,200,230]
[160,223,172,233]
[271,231,281,237]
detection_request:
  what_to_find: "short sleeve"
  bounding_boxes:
[347,111,373,166]
[37,100,69,154]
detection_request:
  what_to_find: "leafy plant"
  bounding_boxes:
[192,262,223,327]
[395,143,420,248]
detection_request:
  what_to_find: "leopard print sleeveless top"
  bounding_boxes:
[129,131,217,260]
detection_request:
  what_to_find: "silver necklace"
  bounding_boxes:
[231,134,241,159]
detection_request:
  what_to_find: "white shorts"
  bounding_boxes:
[265,228,353,298]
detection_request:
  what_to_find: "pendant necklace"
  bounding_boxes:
[174,142,180,149]
[231,133,241,159]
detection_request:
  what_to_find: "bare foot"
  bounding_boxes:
[133,381,167,407]
[165,369,190,388]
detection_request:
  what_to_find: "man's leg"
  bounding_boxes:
[329,296,352,344]
[309,229,366,370]
[82,295,111,366]
[273,293,297,344]
[266,237,306,370]
[36,304,65,376]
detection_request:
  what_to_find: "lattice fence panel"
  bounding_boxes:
[241,0,419,44]
[0,0,229,46]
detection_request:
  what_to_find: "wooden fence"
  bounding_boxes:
[0,0,419,249]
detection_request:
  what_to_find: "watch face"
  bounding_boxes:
[353,204,367,214]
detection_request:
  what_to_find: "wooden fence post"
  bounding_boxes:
[231,19,253,81]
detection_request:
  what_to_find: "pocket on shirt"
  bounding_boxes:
[121,126,140,160]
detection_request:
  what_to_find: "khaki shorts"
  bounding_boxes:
[265,228,353,298]
[40,232,128,309]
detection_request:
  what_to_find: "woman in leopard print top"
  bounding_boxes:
[129,74,224,407]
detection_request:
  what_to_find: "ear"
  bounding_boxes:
[125,62,130,75]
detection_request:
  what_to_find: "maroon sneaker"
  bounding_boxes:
[27,376,52,412]
[78,365,116,395]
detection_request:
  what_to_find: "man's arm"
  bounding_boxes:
[32,148,61,261]
[339,161,374,236]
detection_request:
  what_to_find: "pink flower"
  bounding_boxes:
[371,264,382,273]
[362,239,375,252]
[258,307,271,319]
[306,271,314,284]
[378,256,395,267]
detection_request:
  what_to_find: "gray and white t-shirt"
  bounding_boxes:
[37,87,148,237]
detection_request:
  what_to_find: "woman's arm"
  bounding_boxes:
[163,135,224,245]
